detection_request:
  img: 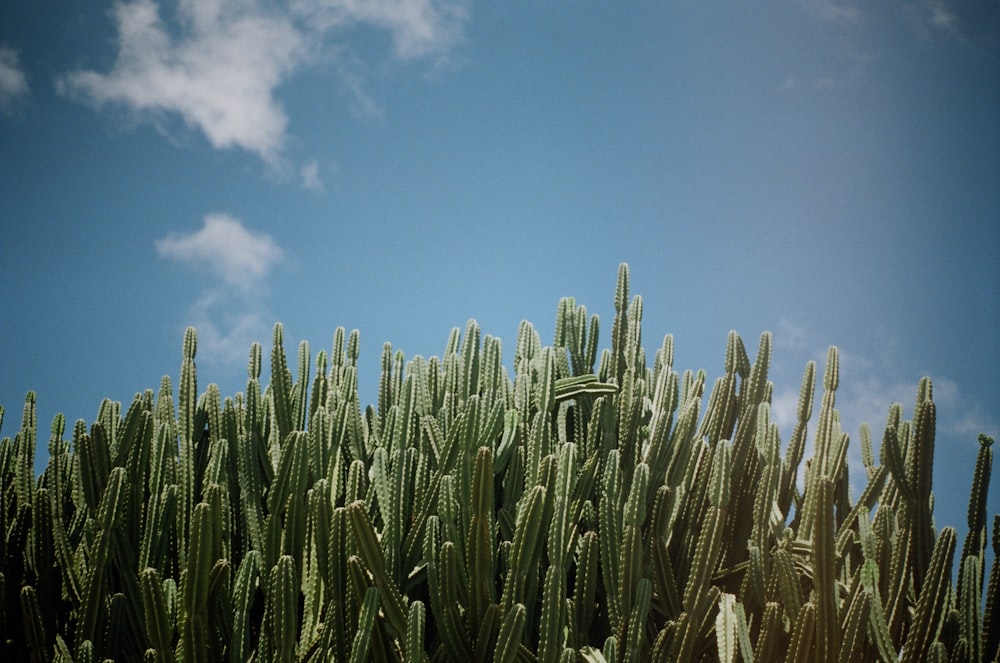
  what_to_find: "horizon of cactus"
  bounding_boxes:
[1,263,996,662]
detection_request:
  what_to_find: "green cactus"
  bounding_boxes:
[1,263,996,663]
[901,527,956,663]
[348,585,379,663]
[139,568,175,663]
[983,514,1000,662]
[494,602,527,663]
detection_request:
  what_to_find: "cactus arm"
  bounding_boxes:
[405,599,427,663]
[436,540,473,660]
[573,530,600,642]
[538,562,567,663]
[813,476,839,661]
[783,602,817,663]
[714,592,738,663]
[230,551,260,663]
[553,375,619,402]
[178,328,198,566]
[906,400,937,593]
[348,585,379,663]
[835,583,871,663]
[983,514,1000,661]
[181,502,216,663]
[500,484,547,616]
[76,466,126,648]
[494,603,527,663]
[347,500,407,638]
[858,559,898,663]
[269,555,299,663]
[900,527,956,663]
[621,578,652,663]
[958,554,982,663]
[140,568,177,663]
[752,602,783,663]
[958,434,992,609]
[20,585,48,663]
[467,446,496,631]
[618,462,648,628]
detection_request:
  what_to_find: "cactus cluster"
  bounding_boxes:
[1,263,997,662]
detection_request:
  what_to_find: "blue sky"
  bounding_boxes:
[1,1,997,543]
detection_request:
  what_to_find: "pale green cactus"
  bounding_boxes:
[901,527,956,663]
[348,585,379,663]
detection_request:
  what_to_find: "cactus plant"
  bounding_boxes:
[0,263,995,662]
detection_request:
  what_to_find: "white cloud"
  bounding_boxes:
[301,159,324,191]
[156,213,285,365]
[770,385,800,433]
[927,3,959,33]
[794,0,862,24]
[185,290,269,366]
[905,0,966,41]
[332,47,385,120]
[0,46,29,115]
[57,0,468,165]
[292,0,468,59]
[155,213,284,290]
[58,1,304,165]
[779,73,797,91]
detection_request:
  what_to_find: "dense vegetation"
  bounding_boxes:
[1,264,996,662]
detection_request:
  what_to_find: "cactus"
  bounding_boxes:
[0,263,995,663]
[959,434,992,604]
[901,527,956,663]
[983,514,1000,662]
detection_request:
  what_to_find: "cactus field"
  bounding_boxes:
[1,264,996,662]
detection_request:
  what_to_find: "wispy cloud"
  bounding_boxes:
[777,71,847,92]
[156,214,285,364]
[332,47,386,120]
[904,0,967,41]
[57,0,468,166]
[183,289,270,367]
[794,0,862,25]
[293,0,468,59]
[155,213,284,291]
[0,46,29,116]
[301,159,325,191]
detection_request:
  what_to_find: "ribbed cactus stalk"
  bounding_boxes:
[983,514,1000,661]
[959,434,992,604]
[907,398,938,594]
[813,475,839,660]
[901,527,956,663]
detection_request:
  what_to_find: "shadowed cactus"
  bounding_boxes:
[1,264,996,662]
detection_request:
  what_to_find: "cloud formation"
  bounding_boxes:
[155,213,284,290]
[156,213,285,365]
[184,289,271,366]
[58,1,304,165]
[794,0,862,25]
[294,0,467,59]
[300,160,324,191]
[57,0,468,165]
[905,0,967,41]
[0,46,29,115]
